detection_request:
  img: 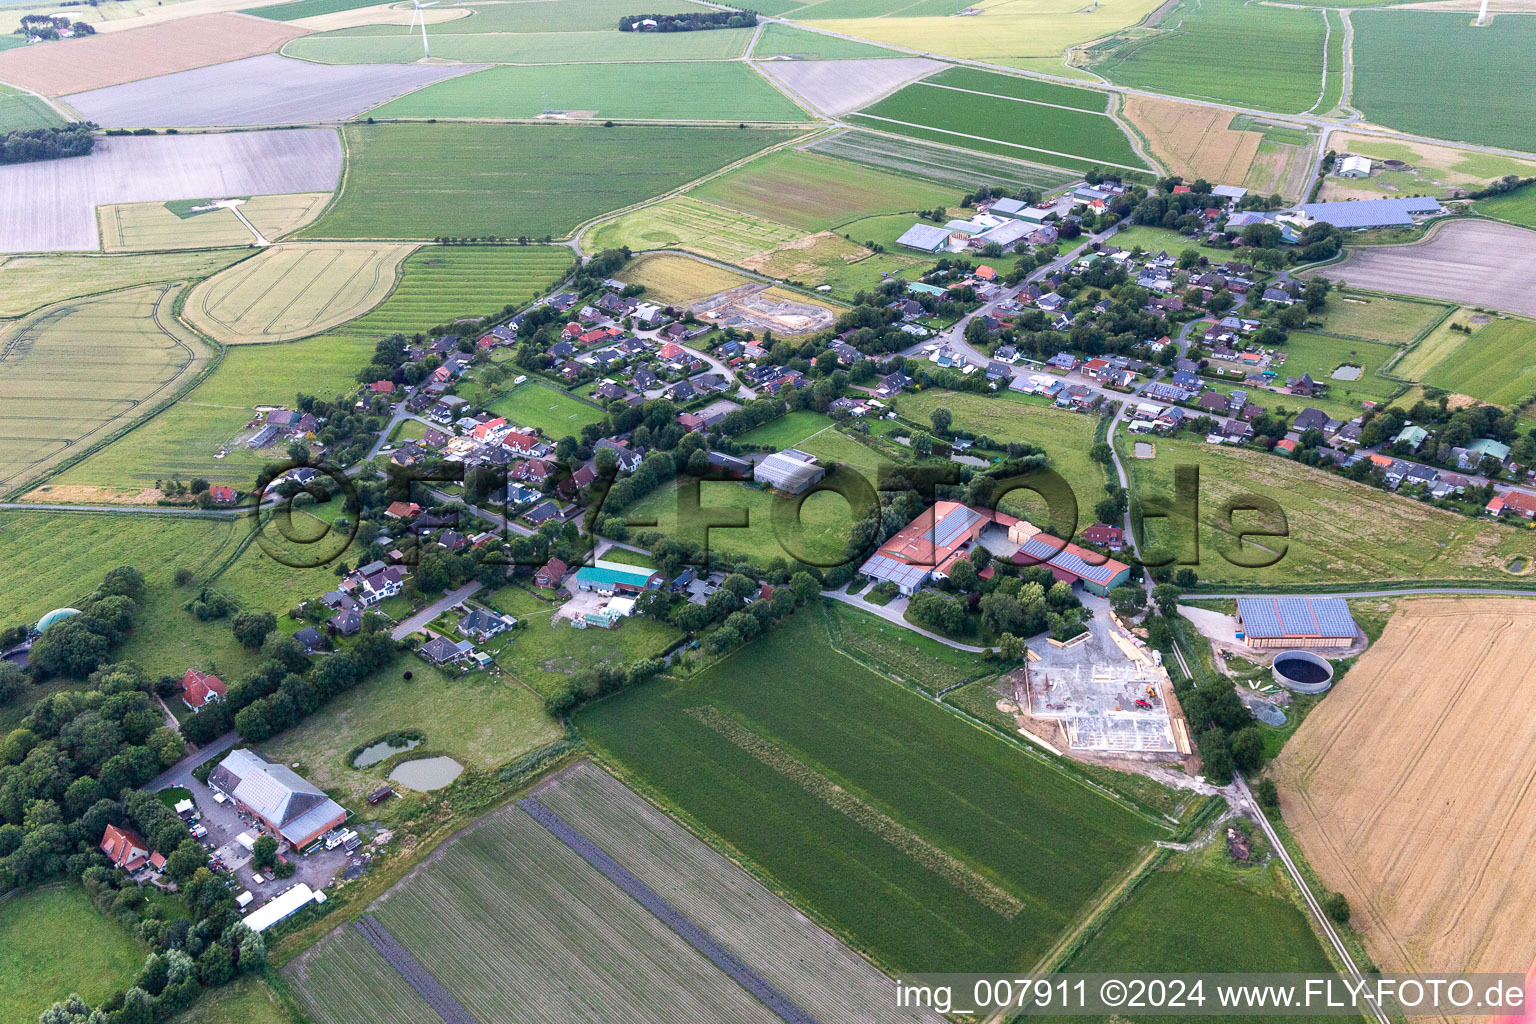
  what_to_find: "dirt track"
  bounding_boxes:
[1277,597,1536,979]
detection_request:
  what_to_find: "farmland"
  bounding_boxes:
[1091,0,1327,114]
[1122,434,1533,586]
[370,62,809,122]
[1314,292,1449,345]
[1271,331,1402,407]
[0,884,145,1023]
[586,196,805,265]
[736,409,835,448]
[751,22,901,58]
[690,148,955,232]
[1351,11,1536,153]
[0,283,218,497]
[0,129,342,253]
[100,193,332,252]
[0,82,62,131]
[924,65,1108,112]
[62,53,483,128]
[329,245,574,340]
[243,0,400,20]
[261,649,563,805]
[824,598,990,693]
[1477,182,1536,230]
[851,72,1146,170]
[488,381,605,437]
[481,585,682,700]
[0,13,307,95]
[1403,317,1536,407]
[803,130,1079,192]
[183,242,418,343]
[1277,598,1536,977]
[298,124,797,241]
[1121,94,1263,193]
[577,610,1165,971]
[618,252,753,306]
[284,25,756,64]
[756,56,941,116]
[0,249,245,317]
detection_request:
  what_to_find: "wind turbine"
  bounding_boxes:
[406,0,438,59]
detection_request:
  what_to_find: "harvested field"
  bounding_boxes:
[618,252,753,306]
[0,129,342,252]
[0,282,216,496]
[99,192,332,252]
[586,196,805,264]
[0,249,245,317]
[62,54,483,128]
[1277,598,1536,978]
[182,241,418,343]
[755,57,941,116]
[1122,94,1261,188]
[802,129,1078,191]
[0,13,308,96]
[1314,220,1536,318]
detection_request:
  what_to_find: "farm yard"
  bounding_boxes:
[1122,434,1534,587]
[370,61,811,122]
[0,129,342,252]
[0,13,308,95]
[61,53,483,128]
[0,249,245,317]
[182,241,418,343]
[1351,11,1536,153]
[802,130,1079,192]
[754,57,940,116]
[487,381,606,438]
[577,610,1166,973]
[99,192,332,252]
[0,282,217,497]
[1314,219,1536,319]
[0,883,145,1023]
[297,123,796,241]
[1277,598,1536,979]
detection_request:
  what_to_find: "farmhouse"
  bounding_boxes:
[754,448,825,494]
[100,824,162,874]
[208,749,347,850]
[535,557,567,588]
[573,559,663,595]
[1236,596,1358,649]
[180,667,225,711]
[1337,155,1372,178]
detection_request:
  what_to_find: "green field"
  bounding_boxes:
[1411,317,1536,407]
[0,249,246,319]
[1273,331,1401,406]
[56,334,368,488]
[735,410,835,448]
[284,26,756,64]
[0,82,63,131]
[1476,182,1536,230]
[1124,434,1534,586]
[751,21,899,58]
[0,884,144,1023]
[481,585,681,698]
[689,148,956,232]
[488,381,606,437]
[1110,224,1232,265]
[576,609,1165,972]
[1313,8,1344,115]
[299,124,797,240]
[171,977,299,1024]
[824,598,990,693]
[586,195,806,264]
[803,130,1080,192]
[1352,12,1536,153]
[329,245,574,340]
[852,73,1146,170]
[923,66,1109,112]
[262,649,562,805]
[370,61,809,122]
[243,0,380,19]
[1092,0,1327,114]
[1314,293,1449,344]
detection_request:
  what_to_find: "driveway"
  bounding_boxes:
[390,581,482,640]
[821,586,994,653]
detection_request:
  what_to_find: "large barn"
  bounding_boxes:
[1236,596,1358,649]
[208,749,347,850]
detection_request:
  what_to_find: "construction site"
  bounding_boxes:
[692,282,837,335]
[997,600,1193,762]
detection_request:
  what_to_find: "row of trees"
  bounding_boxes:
[617,9,755,30]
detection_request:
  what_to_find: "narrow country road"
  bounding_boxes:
[390,581,483,641]
[821,587,996,653]
[149,730,238,791]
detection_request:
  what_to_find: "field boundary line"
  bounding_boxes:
[915,79,1116,117]
[846,113,1148,172]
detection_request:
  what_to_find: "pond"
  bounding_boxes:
[388,756,464,791]
[352,737,421,768]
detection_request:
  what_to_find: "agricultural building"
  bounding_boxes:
[1338,155,1372,178]
[1236,596,1358,649]
[754,449,825,494]
[243,883,325,933]
[573,559,663,595]
[1293,197,1442,229]
[896,223,949,253]
[208,749,347,849]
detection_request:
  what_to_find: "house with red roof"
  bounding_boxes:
[369,380,395,395]
[1489,490,1536,518]
[535,557,567,588]
[100,824,160,873]
[471,417,507,440]
[384,501,421,520]
[502,430,538,454]
[180,668,226,711]
[208,485,237,505]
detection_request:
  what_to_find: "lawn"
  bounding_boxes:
[1352,12,1536,153]
[0,883,145,1023]
[1272,331,1401,406]
[1123,433,1534,586]
[1091,0,1327,114]
[481,585,680,698]
[299,124,798,241]
[1109,224,1232,265]
[0,82,64,132]
[368,61,809,122]
[824,599,990,693]
[617,251,752,305]
[284,26,756,64]
[689,148,957,233]
[1476,182,1536,230]
[736,410,835,448]
[55,334,370,489]
[575,609,1165,972]
[1314,292,1449,345]
[803,130,1080,192]
[327,245,574,341]
[586,195,807,264]
[171,977,299,1024]
[0,249,246,319]
[262,649,563,806]
[488,381,606,438]
[852,76,1146,170]
[1413,317,1536,408]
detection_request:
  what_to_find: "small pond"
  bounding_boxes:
[389,756,464,791]
[352,737,421,768]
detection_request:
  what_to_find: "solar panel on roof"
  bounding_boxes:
[859,553,930,590]
[933,506,983,549]
[1236,597,1355,637]
[1019,536,1116,584]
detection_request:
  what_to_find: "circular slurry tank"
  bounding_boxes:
[1272,650,1334,693]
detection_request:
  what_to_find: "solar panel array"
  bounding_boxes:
[858,553,930,592]
[1236,597,1357,638]
[1019,536,1117,585]
[932,505,984,549]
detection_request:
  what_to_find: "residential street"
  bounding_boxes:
[390,581,483,641]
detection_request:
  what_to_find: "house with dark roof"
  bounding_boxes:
[459,607,515,640]
[328,607,362,637]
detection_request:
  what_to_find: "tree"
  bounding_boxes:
[251,834,278,872]
[1109,586,1146,616]
[231,611,277,649]
[998,633,1025,662]
[1230,726,1264,772]
[1198,727,1234,784]
[1151,583,1182,617]
[1323,891,1350,924]
[929,406,952,436]
[910,430,933,457]
[1254,777,1279,811]
[947,558,979,592]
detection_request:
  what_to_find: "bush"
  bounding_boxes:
[1323,891,1350,924]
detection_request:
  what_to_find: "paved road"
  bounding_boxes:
[821,586,996,653]
[390,582,483,640]
[149,730,238,791]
